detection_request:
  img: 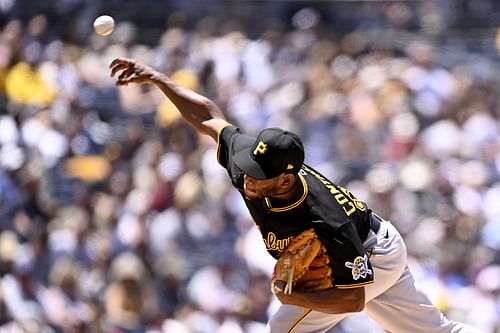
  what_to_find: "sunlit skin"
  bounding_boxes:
[243,173,301,201]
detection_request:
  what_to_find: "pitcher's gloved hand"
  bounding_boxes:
[272,228,333,295]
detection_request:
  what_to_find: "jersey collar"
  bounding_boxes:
[264,173,308,212]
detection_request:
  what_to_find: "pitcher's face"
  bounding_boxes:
[243,174,282,200]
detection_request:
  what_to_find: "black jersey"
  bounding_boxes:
[217,125,374,289]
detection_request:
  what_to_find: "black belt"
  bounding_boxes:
[370,213,383,234]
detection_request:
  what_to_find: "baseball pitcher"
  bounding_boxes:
[109,58,484,333]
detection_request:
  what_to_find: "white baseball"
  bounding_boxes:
[93,15,115,36]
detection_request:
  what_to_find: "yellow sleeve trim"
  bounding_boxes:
[216,123,233,165]
[335,280,374,289]
[265,172,308,212]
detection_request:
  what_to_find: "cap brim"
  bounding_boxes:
[233,148,268,180]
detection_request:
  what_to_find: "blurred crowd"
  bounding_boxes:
[0,1,499,333]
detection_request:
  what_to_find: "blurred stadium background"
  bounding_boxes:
[0,0,499,332]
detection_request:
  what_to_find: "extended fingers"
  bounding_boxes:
[110,63,128,77]
[109,57,133,69]
[109,57,136,77]
[117,70,136,84]
[109,57,151,86]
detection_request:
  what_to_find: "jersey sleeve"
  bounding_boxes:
[315,222,374,289]
[216,125,255,187]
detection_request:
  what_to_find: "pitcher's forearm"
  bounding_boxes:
[275,286,365,314]
[110,57,230,140]
[149,72,226,135]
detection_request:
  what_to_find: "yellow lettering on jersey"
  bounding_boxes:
[335,193,349,205]
[343,202,356,216]
[263,232,293,252]
[253,141,268,155]
[303,165,365,217]
[340,186,365,211]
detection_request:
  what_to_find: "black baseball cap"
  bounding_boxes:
[233,128,305,180]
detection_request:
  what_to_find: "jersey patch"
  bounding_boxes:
[345,255,372,280]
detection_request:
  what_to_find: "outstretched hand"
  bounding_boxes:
[109,57,156,85]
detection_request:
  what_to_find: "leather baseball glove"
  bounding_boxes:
[272,228,333,294]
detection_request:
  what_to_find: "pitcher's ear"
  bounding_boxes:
[281,173,294,186]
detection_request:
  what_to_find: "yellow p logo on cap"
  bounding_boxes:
[253,141,268,155]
